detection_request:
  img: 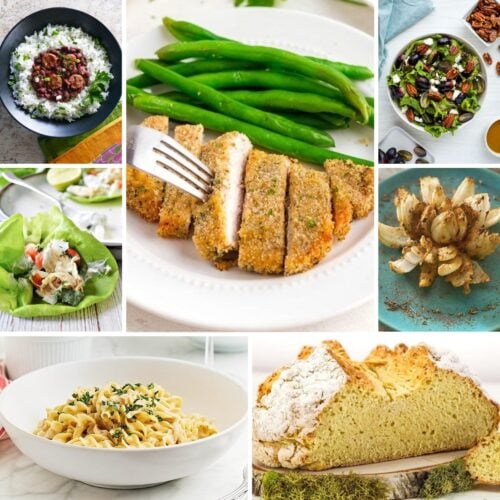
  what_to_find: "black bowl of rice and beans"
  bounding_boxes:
[0,8,122,137]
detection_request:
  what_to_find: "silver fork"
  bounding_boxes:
[127,125,213,202]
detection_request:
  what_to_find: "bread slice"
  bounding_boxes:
[253,341,498,471]
[465,430,500,485]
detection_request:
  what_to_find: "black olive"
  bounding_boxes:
[389,86,404,99]
[408,53,420,65]
[378,149,387,164]
[454,93,466,106]
[438,81,453,92]
[386,147,397,160]
[395,53,405,69]
[415,76,430,90]
[437,36,450,46]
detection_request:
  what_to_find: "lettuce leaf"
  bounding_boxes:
[0,207,119,318]
[66,192,122,204]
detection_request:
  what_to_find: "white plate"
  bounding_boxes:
[0,356,247,488]
[126,8,374,331]
[0,173,122,246]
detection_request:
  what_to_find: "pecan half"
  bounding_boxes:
[406,83,418,97]
[428,91,442,101]
[497,61,500,76]
[446,68,458,80]
[406,108,415,123]
[464,59,476,74]
[483,52,493,65]
[443,114,455,129]
[461,81,472,93]
[450,45,460,56]
[416,44,429,55]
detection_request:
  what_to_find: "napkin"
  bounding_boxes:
[379,0,435,74]
[0,362,10,441]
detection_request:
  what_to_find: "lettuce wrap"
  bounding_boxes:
[65,168,122,204]
[0,207,119,317]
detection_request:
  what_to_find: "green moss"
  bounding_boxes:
[419,459,474,499]
[261,471,389,500]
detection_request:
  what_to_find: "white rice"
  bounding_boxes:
[9,24,113,122]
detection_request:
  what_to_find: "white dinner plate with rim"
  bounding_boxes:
[0,172,122,246]
[126,8,374,331]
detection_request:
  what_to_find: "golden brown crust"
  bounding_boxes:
[464,430,500,485]
[126,116,169,222]
[238,150,290,274]
[324,160,374,240]
[284,164,334,276]
[157,124,204,239]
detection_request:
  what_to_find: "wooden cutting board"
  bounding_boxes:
[252,450,467,499]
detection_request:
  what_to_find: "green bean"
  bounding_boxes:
[188,70,344,101]
[273,112,340,130]
[127,60,261,88]
[131,91,373,166]
[137,59,334,147]
[160,91,348,132]
[156,41,370,123]
[221,89,357,119]
[162,17,374,81]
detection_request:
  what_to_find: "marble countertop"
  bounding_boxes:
[0,0,122,164]
[126,0,376,333]
[379,0,500,164]
[0,336,248,499]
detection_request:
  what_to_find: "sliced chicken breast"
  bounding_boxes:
[126,116,169,222]
[238,150,290,274]
[324,159,374,240]
[193,132,253,269]
[157,124,204,238]
[284,164,334,276]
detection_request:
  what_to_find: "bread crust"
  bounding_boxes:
[253,341,499,470]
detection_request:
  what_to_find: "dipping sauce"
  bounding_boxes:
[31,47,89,102]
[486,120,500,155]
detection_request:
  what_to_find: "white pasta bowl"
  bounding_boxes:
[0,357,247,488]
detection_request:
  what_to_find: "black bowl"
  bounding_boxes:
[0,8,122,138]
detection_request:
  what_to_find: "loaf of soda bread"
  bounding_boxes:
[465,430,500,485]
[253,341,499,470]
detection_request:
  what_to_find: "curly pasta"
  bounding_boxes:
[34,382,217,448]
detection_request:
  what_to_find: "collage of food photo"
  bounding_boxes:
[0,0,498,499]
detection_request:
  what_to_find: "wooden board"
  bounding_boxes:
[252,450,467,499]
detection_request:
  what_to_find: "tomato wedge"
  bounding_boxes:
[34,252,44,270]
[67,248,81,265]
[24,243,38,262]
[31,273,43,287]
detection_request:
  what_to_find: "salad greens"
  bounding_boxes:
[65,168,122,204]
[387,34,484,138]
[0,207,119,317]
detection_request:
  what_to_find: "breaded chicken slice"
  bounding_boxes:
[324,159,374,240]
[193,132,252,270]
[238,150,291,274]
[157,124,204,238]
[284,164,334,276]
[126,116,169,222]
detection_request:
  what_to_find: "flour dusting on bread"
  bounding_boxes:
[254,345,347,442]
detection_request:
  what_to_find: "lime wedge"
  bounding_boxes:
[47,168,82,192]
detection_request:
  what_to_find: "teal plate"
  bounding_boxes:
[379,168,499,332]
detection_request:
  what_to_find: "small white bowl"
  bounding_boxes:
[463,2,496,47]
[387,33,488,137]
[379,126,436,164]
[484,119,500,158]
[0,356,247,489]
[4,337,91,379]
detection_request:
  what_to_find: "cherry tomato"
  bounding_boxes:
[34,252,44,270]
[24,244,38,262]
[32,273,43,287]
[67,248,81,265]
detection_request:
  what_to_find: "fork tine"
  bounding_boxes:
[160,134,212,178]
[153,143,212,188]
[127,125,212,203]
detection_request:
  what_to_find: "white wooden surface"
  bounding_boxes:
[0,337,248,500]
[0,0,122,164]
[378,0,500,164]
[0,273,122,332]
[126,0,376,333]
